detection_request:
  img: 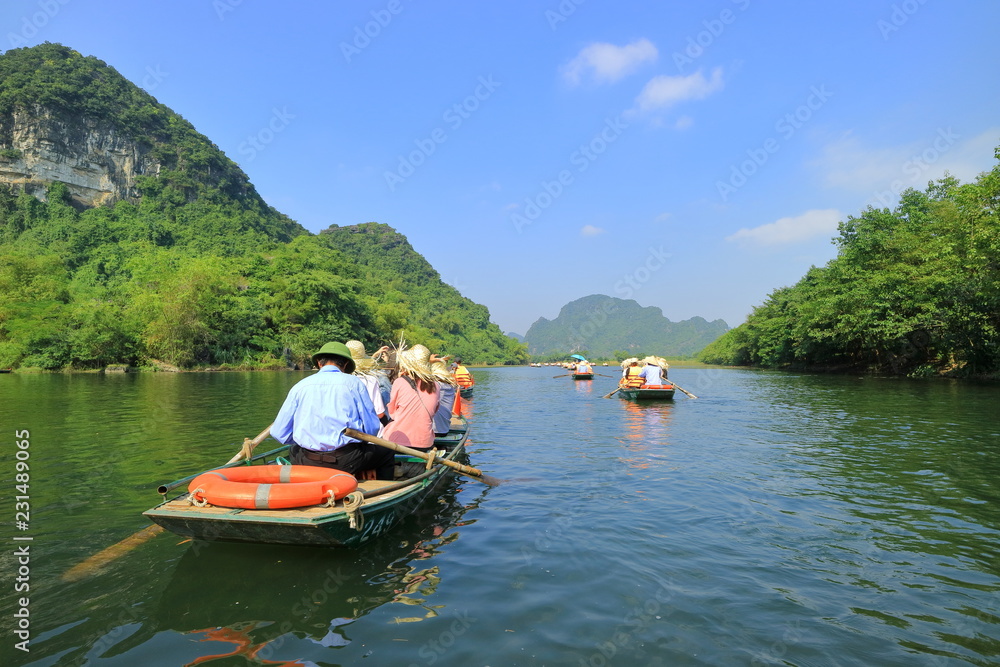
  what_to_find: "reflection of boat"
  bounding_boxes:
[618,384,675,400]
[150,482,481,661]
[572,373,593,380]
[144,419,470,547]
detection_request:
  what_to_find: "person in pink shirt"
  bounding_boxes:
[383,345,440,450]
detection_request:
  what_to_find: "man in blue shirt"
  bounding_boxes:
[272,342,393,480]
[638,356,665,386]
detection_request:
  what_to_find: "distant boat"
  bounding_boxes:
[618,384,675,400]
[572,372,594,380]
[459,386,474,398]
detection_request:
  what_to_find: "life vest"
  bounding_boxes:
[453,365,475,388]
[621,366,644,388]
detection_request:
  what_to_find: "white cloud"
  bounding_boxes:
[654,212,672,223]
[581,224,605,237]
[726,209,842,246]
[816,127,1000,195]
[562,39,657,85]
[632,67,724,113]
[674,115,694,130]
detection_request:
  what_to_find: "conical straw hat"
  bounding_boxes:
[431,360,457,384]
[345,340,377,373]
[397,346,435,384]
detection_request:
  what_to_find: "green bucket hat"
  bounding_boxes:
[311,342,356,374]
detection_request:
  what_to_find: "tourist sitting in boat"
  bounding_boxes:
[575,360,593,374]
[620,358,643,388]
[271,341,394,480]
[431,358,459,437]
[638,356,668,386]
[383,345,440,450]
[346,340,389,425]
[451,357,475,389]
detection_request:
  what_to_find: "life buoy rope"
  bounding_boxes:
[187,465,358,510]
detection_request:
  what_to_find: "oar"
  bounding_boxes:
[552,373,571,378]
[602,387,622,399]
[592,373,616,378]
[343,428,500,487]
[226,423,273,464]
[670,381,698,399]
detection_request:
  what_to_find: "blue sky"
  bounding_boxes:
[4,1,999,336]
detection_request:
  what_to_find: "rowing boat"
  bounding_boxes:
[143,419,470,547]
[572,373,593,380]
[618,384,675,400]
[459,386,474,398]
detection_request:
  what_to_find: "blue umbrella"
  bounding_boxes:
[569,354,586,361]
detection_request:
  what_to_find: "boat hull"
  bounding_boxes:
[459,387,474,398]
[572,373,593,380]
[144,424,470,547]
[618,386,675,400]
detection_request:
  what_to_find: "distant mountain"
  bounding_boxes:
[505,331,524,342]
[523,295,729,358]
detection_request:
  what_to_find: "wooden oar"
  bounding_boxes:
[226,423,273,464]
[343,428,500,487]
[670,381,698,399]
[62,425,276,582]
[552,373,571,378]
[602,387,622,399]
[61,524,165,582]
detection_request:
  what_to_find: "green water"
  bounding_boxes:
[1,368,999,666]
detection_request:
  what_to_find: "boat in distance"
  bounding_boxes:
[618,384,675,400]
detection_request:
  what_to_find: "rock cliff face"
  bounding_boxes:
[0,106,160,207]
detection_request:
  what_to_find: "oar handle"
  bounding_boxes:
[343,428,488,480]
[226,424,273,464]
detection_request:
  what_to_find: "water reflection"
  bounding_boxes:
[618,399,673,470]
[149,481,483,663]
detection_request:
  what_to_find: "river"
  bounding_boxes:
[1,366,998,666]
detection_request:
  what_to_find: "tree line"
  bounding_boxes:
[699,150,1000,377]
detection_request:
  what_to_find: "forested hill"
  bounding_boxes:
[0,43,526,370]
[523,294,729,359]
[699,153,1000,377]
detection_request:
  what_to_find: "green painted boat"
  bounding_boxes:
[143,419,471,547]
[459,386,474,398]
[618,385,675,400]
[572,373,594,380]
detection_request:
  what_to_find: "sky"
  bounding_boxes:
[3,0,999,337]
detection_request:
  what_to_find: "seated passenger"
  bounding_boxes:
[383,345,440,450]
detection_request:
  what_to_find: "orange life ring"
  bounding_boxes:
[187,465,358,510]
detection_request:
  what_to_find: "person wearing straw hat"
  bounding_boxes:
[638,355,667,386]
[346,340,389,425]
[383,345,440,450]
[620,357,643,388]
[271,341,394,480]
[430,359,459,436]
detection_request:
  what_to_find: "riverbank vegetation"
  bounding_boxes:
[699,152,1000,378]
[0,44,527,370]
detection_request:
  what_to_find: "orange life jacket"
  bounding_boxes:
[453,365,474,388]
[620,366,644,388]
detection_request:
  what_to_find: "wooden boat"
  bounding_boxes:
[572,373,593,380]
[618,384,675,400]
[144,419,470,547]
[459,386,474,398]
